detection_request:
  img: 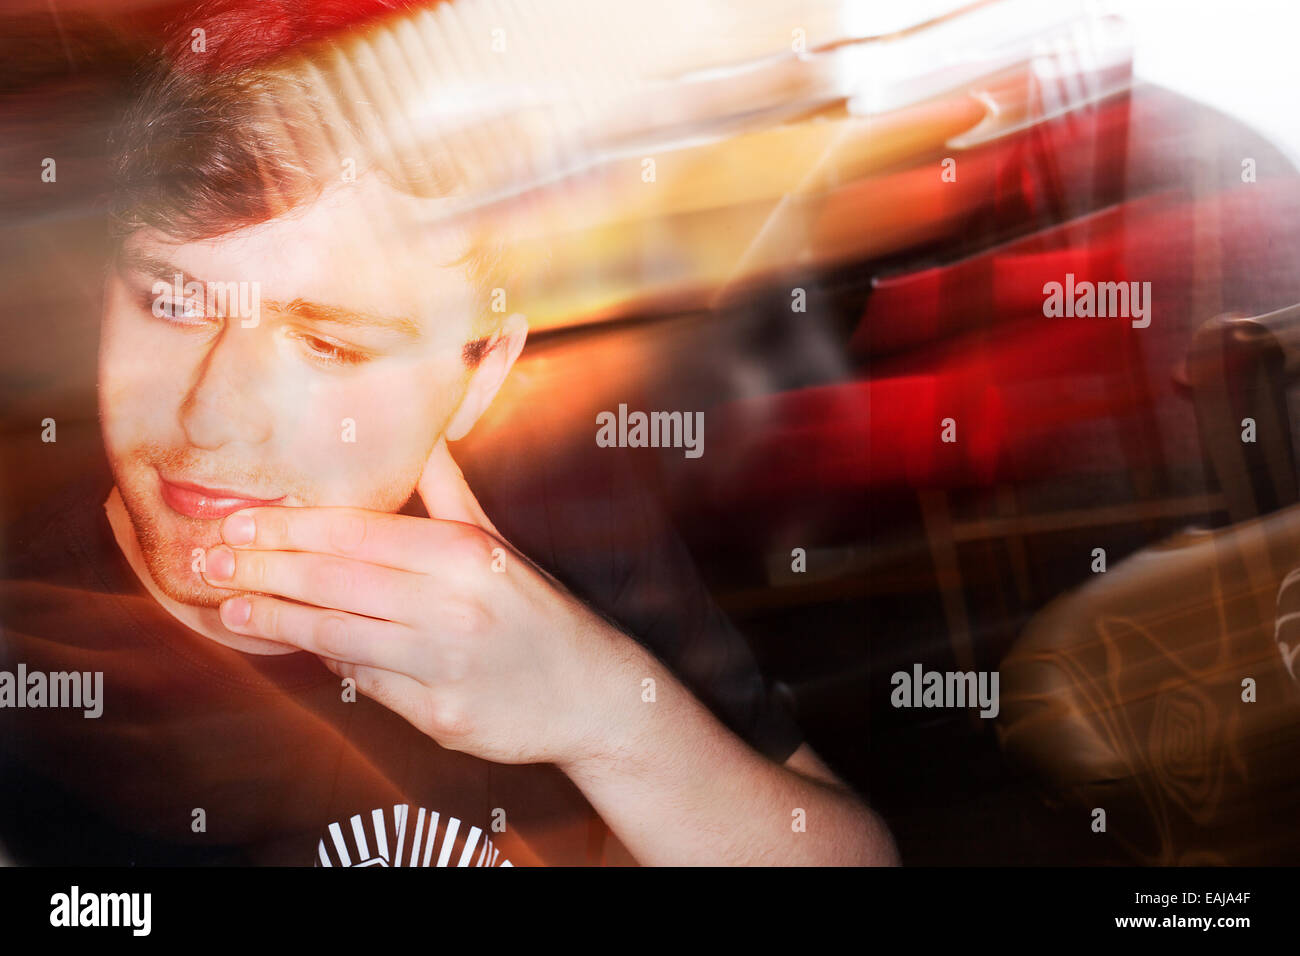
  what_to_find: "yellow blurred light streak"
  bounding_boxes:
[232,1,1084,336]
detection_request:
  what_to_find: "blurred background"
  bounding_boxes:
[4,0,1300,864]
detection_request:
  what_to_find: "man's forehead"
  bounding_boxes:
[121,174,479,328]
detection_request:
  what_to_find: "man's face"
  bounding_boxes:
[100,176,485,606]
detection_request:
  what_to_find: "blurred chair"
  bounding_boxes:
[1182,303,1300,523]
[995,301,1300,864]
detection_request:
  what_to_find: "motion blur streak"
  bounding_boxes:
[5,0,1300,865]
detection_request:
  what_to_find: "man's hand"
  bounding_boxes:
[202,438,645,768]
[202,437,897,864]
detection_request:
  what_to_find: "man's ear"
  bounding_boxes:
[444,312,529,441]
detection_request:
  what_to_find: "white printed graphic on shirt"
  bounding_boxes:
[315,804,511,867]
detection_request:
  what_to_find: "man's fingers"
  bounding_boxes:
[204,546,431,622]
[220,594,424,676]
[219,506,449,572]
[318,657,431,727]
[416,437,499,535]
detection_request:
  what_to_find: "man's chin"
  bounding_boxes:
[141,546,234,608]
[124,501,231,607]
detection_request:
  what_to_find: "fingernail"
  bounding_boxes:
[206,545,235,581]
[221,597,251,628]
[223,513,255,545]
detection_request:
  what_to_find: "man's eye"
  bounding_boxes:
[148,294,206,322]
[297,333,368,368]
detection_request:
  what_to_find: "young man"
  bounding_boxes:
[0,0,896,866]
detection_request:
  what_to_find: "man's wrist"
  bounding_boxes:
[557,623,665,779]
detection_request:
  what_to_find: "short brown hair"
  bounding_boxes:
[108,0,510,353]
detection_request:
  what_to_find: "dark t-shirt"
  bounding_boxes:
[0,436,802,865]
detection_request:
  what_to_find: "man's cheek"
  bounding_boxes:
[313,376,444,456]
[301,462,421,512]
[98,362,146,450]
[100,323,189,428]
[280,416,422,509]
[100,366,178,455]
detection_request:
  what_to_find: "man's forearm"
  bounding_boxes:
[559,644,898,866]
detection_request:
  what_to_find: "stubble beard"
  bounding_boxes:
[108,443,423,609]
[115,458,240,607]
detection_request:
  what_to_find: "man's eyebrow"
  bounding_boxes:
[117,248,204,285]
[273,298,422,341]
[118,248,422,341]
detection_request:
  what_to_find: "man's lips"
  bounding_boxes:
[158,474,286,520]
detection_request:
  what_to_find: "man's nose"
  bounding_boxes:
[179,324,274,450]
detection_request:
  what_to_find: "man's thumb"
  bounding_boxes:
[416,438,498,535]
